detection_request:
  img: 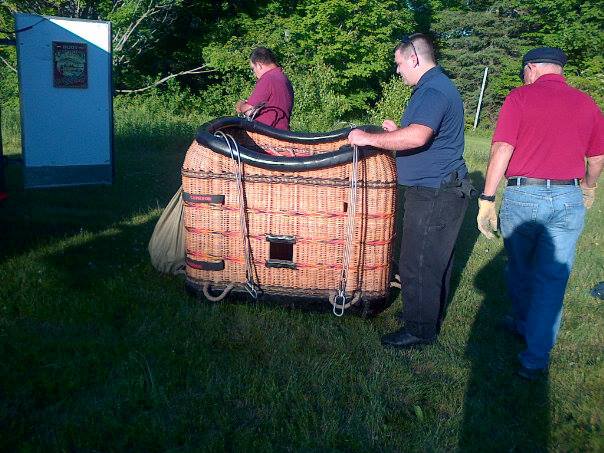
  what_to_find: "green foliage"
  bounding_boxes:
[113,80,209,144]
[433,7,524,126]
[0,99,21,152]
[197,72,253,120]
[188,0,414,116]
[1,0,602,130]
[0,4,18,105]
[369,76,412,125]
[288,63,352,131]
[503,0,604,109]
[0,62,18,106]
[282,0,413,109]
[509,0,603,65]
[565,55,603,110]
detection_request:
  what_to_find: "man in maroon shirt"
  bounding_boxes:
[235,47,294,131]
[477,47,604,380]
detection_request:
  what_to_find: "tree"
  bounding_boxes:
[507,0,604,106]
[432,5,525,126]
[0,0,191,92]
[191,0,415,117]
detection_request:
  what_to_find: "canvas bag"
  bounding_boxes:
[148,186,186,274]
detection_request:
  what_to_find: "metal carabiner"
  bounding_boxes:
[245,280,259,300]
[332,291,347,317]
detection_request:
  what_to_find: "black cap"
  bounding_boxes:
[522,47,567,67]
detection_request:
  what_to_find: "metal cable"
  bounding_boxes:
[214,130,259,299]
[333,144,359,316]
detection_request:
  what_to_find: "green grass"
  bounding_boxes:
[1,105,603,452]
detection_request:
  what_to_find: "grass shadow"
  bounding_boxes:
[460,236,551,450]
[0,123,195,265]
[441,170,483,322]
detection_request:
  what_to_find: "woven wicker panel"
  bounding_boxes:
[182,132,397,301]
[229,129,350,157]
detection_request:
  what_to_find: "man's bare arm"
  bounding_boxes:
[476,141,514,239]
[580,154,604,208]
[348,124,433,151]
[483,141,515,196]
[582,154,604,188]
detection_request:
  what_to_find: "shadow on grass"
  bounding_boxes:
[0,124,195,265]
[0,217,189,450]
[441,170,483,325]
[461,230,553,450]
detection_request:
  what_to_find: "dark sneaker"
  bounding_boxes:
[380,328,436,349]
[516,365,547,381]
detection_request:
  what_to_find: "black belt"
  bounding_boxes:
[507,177,580,186]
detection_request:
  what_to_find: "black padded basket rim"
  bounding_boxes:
[194,116,386,172]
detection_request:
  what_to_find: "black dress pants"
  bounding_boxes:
[398,185,469,338]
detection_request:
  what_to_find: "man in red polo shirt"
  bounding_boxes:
[235,47,294,131]
[477,47,604,380]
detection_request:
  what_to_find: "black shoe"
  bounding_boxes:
[498,315,524,341]
[516,365,547,381]
[380,328,436,349]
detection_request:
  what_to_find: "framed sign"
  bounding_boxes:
[53,41,88,88]
[16,14,113,188]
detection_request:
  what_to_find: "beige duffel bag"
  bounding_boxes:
[148,186,186,275]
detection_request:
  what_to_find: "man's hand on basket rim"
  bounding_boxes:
[348,129,373,147]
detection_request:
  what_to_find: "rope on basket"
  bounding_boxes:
[390,273,401,289]
[202,283,235,302]
[329,291,361,309]
[214,131,260,300]
[332,144,360,316]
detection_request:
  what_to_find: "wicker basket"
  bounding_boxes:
[182,117,397,312]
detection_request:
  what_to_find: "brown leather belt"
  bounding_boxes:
[507,177,580,186]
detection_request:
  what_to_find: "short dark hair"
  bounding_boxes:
[250,47,278,65]
[395,33,436,63]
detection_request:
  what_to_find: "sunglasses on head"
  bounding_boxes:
[401,35,419,66]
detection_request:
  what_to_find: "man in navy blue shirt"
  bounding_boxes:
[349,34,473,348]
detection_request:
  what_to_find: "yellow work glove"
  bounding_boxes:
[477,199,498,239]
[581,183,596,209]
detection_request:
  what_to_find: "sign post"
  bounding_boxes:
[473,66,489,130]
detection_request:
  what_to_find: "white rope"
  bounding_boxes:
[214,131,259,299]
[202,283,235,302]
[333,144,360,316]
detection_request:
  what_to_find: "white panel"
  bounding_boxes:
[15,13,113,187]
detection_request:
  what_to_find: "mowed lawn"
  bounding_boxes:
[1,107,603,451]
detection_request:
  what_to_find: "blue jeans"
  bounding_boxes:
[499,185,585,370]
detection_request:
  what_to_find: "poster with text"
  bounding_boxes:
[53,41,88,88]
